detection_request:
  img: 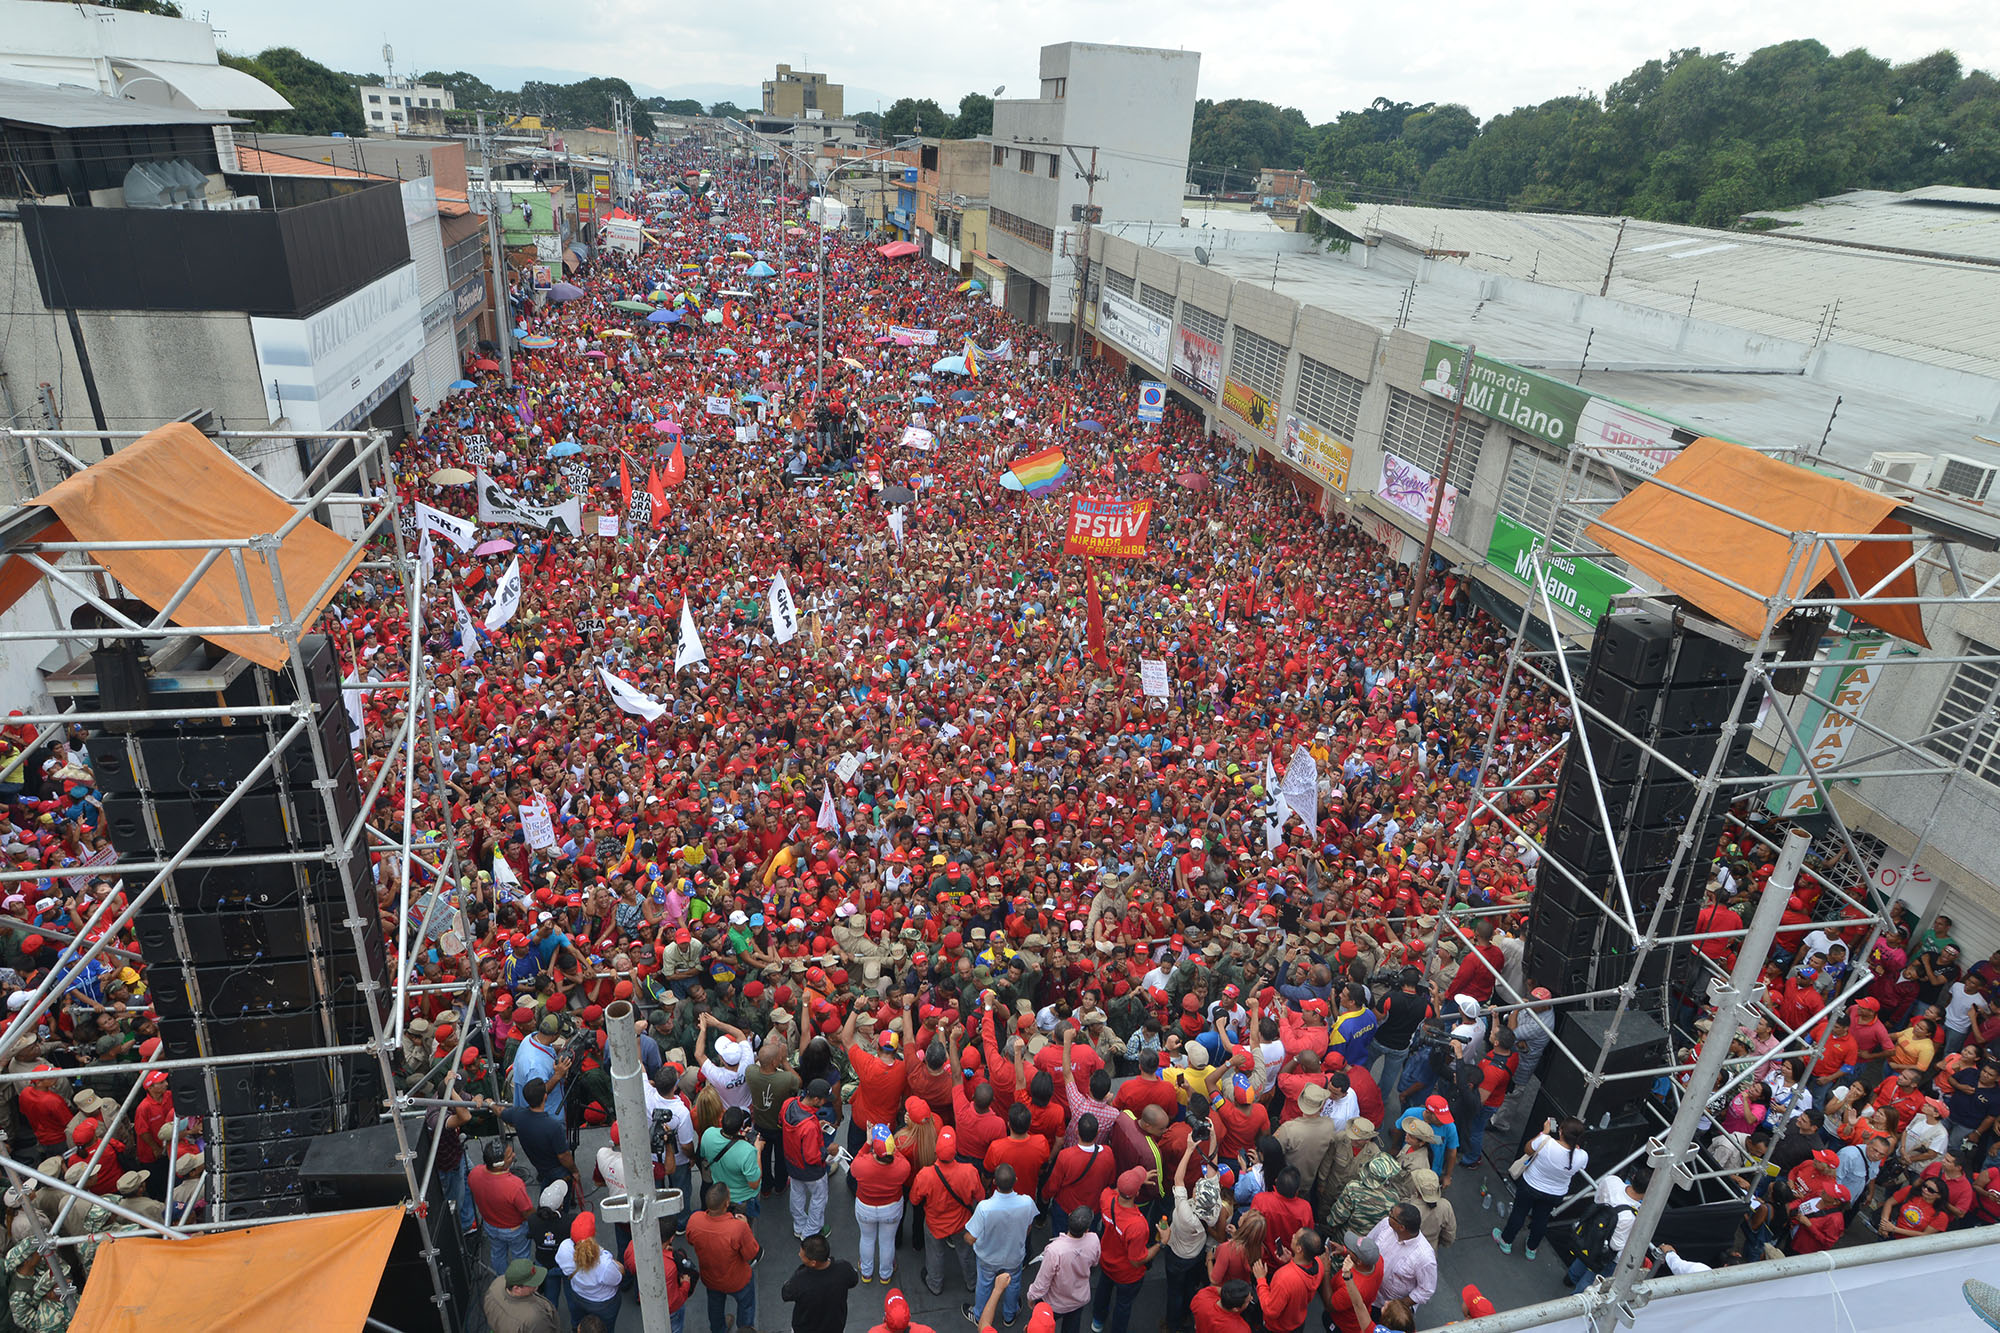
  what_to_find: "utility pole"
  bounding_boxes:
[476,114,514,388]
[603,1000,671,1333]
[1598,830,1812,1327]
[1408,341,1475,618]
[1066,146,1101,371]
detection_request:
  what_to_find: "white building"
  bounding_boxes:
[359,79,455,134]
[985,42,1199,330]
[0,0,288,113]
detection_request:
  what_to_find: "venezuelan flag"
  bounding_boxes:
[963,339,983,378]
[1009,447,1069,496]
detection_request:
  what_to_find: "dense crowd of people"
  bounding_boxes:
[0,137,1995,1333]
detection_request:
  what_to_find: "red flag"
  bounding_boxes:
[1130,446,1163,474]
[1083,558,1112,672]
[662,440,686,486]
[1291,579,1314,620]
[647,464,668,528]
[619,455,632,511]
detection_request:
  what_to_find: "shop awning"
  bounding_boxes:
[0,423,366,669]
[70,1206,402,1332]
[1585,437,1928,646]
[876,241,921,258]
[112,58,291,113]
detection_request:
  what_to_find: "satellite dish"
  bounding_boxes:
[1194,246,1210,266]
[993,85,1006,97]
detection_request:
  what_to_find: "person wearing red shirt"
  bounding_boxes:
[1191,1281,1254,1333]
[1879,1177,1951,1236]
[1345,1060,1385,1127]
[1043,1113,1119,1229]
[846,1003,916,1160]
[1251,1171,1316,1267]
[980,1004,1026,1112]
[1322,1242,1386,1333]
[852,1122,915,1283]
[1254,1230,1324,1333]
[1694,892,1743,965]
[983,1104,1052,1202]
[1093,1167,1161,1333]
[1444,919,1505,1004]
[1788,1182,1849,1253]
[468,1138,535,1275]
[17,1072,70,1149]
[1212,1080,1270,1168]
[952,1082,1009,1168]
[1848,1000,1894,1082]
[909,1129,985,1298]
[1112,1053,1179,1123]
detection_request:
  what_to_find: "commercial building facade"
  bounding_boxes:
[358,79,455,135]
[1085,202,2000,956]
[762,64,843,119]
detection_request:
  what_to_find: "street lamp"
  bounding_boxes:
[722,118,917,387]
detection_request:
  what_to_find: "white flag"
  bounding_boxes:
[675,598,706,672]
[492,849,520,887]
[598,664,667,721]
[817,781,840,832]
[416,527,435,571]
[1282,745,1319,834]
[887,506,906,549]
[769,571,800,645]
[1263,753,1291,855]
[417,502,476,553]
[484,556,523,631]
[451,591,480,657]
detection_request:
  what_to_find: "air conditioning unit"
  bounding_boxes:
[210,195,262,212]
[1931,453,2000,503]
[1864,450,1930,494]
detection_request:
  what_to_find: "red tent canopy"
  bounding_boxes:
[876,241,921,258]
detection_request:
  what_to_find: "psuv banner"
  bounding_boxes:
[1064,496,1152,558]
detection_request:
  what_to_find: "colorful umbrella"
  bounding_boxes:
[448,379,476,391]
[472,359,499,371]
[1175,471,1211,491]
[520,335,557,349]
[612,299,655,313]
[473,539,515,556]
[652,420,683,434]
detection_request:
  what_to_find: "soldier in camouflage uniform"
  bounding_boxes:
[4,1239,68,1333]
[1311,1118,1387,1222]
[1328,1126,1409,1236]
[1167,954,1211,1014]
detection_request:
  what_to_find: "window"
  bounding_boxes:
[1925,641,2000,784]
[1382,387,1480,492]
[1139,282,1175,318]
[989,206,1054,251]
[1019,151,1035,174]
[388,96,401,106]
[1229,326,1287,398]
[371,111,385,120]
[1103,269,1135,299]
[1497,441,1625,557]
[1048,154,1059,179]
[368,94,381,103]
[993,146,1007,167]
[1180,301,1226,343]
[1294,355,1365,440]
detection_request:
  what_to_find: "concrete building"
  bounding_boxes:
[0,0,288,114]
[358,78,455,136]
[985,42,1199,331]
[1084,193,2000,954]
[762,64,842,120]
[915,139,993,274]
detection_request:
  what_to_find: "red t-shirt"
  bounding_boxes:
[1323,1259,1385,1333]
[1113,1075,1179,1124]
[851,1150,914,1206]
[984,1134,1052,1200]
[1250,1190,1315,1265]
[1045,1142,1117,1216]
[1097,1188,1153,1283]
[849,1045,912,1129]
[468,1165,532,1228]
[1192,1287,1252,1333]
[1213,1098,1270,1162]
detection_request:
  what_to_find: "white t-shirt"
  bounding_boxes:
[556,1239,625,1300]
[1901,1117,1948,1160]
[1521,1132,1590,1196]
[1591,1175,1640,1254]
[1944,982,1982,1034]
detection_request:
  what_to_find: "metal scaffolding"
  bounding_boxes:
[1420,434,2000,1329]
[0,426,477,1330]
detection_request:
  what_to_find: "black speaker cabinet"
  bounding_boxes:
[1592,612,1675,686]
[1539,1008,1670,1119]
[135,843,376,915]
[103,781,359,857]
[87,707,353,797]
[169,1054,355,1117]
[300,1118,471,1333]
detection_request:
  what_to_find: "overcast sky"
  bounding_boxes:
[212,0,1999,124]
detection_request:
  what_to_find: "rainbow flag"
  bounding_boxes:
[1009,447,1069,496]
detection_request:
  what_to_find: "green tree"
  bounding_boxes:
[417,70,500,110]
[648,98,704,116]
[1191,98,1314,173]
[881,97,947,139]
[708,101,747,120]
[855,110,884,131]
[948,93,993,139]
[232,47,365,137]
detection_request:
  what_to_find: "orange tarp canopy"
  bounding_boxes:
[0,423,364,668]
[69,1206,403,1332]
[1585,437,1928,646]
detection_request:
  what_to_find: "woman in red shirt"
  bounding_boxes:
[851,1123,913,1283]
[1879,1176,1950,1237]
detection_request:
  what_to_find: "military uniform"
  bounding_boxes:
[1311,1126,1383,1220]
[1329,1149,1408,1234]
[4,1238,68,1332]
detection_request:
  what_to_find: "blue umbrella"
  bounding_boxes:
[548,440,583,457]
[745,260,777,279]
[931,355,970,375]
[449,379,476,391]
[785,320,807,331]
[726,233,751,244]
[914,395,937,406]
[740,391,768,404]
[1078,420,1105,432]
[950,390,977,402]
[647,309,682,324]
[957,415,981,424]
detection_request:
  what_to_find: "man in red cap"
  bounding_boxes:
[909,1126,984,1298]
[1092,1165,1160,1333]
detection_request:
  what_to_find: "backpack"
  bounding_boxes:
[1573,1202,1634,1268]
[782,1098,825,1169]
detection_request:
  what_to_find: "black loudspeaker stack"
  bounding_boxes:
[83,635,387,1221]
[1525,610,1751,1008]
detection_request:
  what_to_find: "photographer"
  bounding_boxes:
[698,1108,764,1220]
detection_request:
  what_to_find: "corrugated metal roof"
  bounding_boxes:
[233,146,390,180]
[1311,201,2000,378]
[1743,187,2000,263]
[0,76,241,130]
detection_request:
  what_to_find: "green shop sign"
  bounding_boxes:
[1486,512,1631,626]
[1423,340,1590,449]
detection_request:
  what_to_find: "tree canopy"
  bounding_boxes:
[948,93,994,140]
[882,97,947,139]
[224,48,364,137]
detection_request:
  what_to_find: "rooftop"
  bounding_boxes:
[0,75,241,130]
[1742,186,2000,264]
[233,146,389,181]
[1308,200,2000,380]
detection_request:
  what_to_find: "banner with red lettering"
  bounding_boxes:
[1063,496,1152,558]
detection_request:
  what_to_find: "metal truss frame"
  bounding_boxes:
[1419,436,2000,1328]
[0,427,479,1332]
